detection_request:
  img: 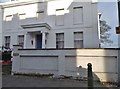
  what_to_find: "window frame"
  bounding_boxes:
[56,33,64,49]
[19,13,26,20]
[5,36,11,48]
[73,6,83,25]
[36,10,45,21]
[74,32,83,48]
[55,8,65,26]
[18,35,24,48]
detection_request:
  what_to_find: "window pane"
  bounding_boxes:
[37,11,44,21]
[74,40,83,48]
[56,33,64,48]
[73,7,83,24]
[74,32,83,40]
[19,13,25,20]
[18,35,24,48]
[56,9,64,26]
[74,32,83,48]
[6,15,12,21]
[5,36,10,48]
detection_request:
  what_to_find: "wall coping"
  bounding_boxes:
[18,48,120,50]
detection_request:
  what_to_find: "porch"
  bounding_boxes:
[21,23,50,49]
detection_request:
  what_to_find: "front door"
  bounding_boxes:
[36,34,42,49]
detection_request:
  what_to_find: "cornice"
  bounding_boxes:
[21,23,51,30]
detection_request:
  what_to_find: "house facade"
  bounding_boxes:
[0,0,100,49]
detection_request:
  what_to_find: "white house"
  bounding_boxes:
[0,0,100,49]
[0,0,119,83]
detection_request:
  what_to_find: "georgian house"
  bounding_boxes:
[0,0,100,49]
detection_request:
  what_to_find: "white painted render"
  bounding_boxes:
[12,45,119,82]
[1,0,100,48]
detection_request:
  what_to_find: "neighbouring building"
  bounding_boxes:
[0,0,100,49]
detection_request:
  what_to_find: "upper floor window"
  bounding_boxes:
[74,32,83,48]
[5,15,13,30]
[18,35,24,48]
[5,36,11,48]
[37,11,44,21]
[73,7,83,24]
[55,9,64,26]
[56,33,64,48]
[19,13,26,20]
[5,15,13,21]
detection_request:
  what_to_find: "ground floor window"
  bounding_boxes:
[5,36,11,48]
[18,35,24,48]
[74,32,83,48]
[56,33,64,48]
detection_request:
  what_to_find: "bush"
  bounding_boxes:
[2,51,12,62]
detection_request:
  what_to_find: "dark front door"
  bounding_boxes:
[36,34,42,49]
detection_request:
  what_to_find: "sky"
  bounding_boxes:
[98,1,118,48]
[0,0,119,48]
[0,0,8,3]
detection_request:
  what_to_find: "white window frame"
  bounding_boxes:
[5,15,13,21]
[56,33,64,48]
[55,8,64,26]
[5,15,13,30]
[73,6,83,25]
[18,35,24,48]
[19,13,26,20]
[74,32,83,48]
[36,11,44,21]
[5,36,11,48]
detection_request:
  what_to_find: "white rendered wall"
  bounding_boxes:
[2,0,99,48]
[12,46,118,83]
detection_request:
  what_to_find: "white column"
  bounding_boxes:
[24,33,27,48]
[24,32,30,48]
[42,32,46,48]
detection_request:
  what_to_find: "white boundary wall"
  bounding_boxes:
[12,45,119,82]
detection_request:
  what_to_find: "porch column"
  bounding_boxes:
[24,32,30,48]
[42,32,46,48]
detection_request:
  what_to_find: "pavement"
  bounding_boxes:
[1,64,119,88]
[2,75,111,88]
